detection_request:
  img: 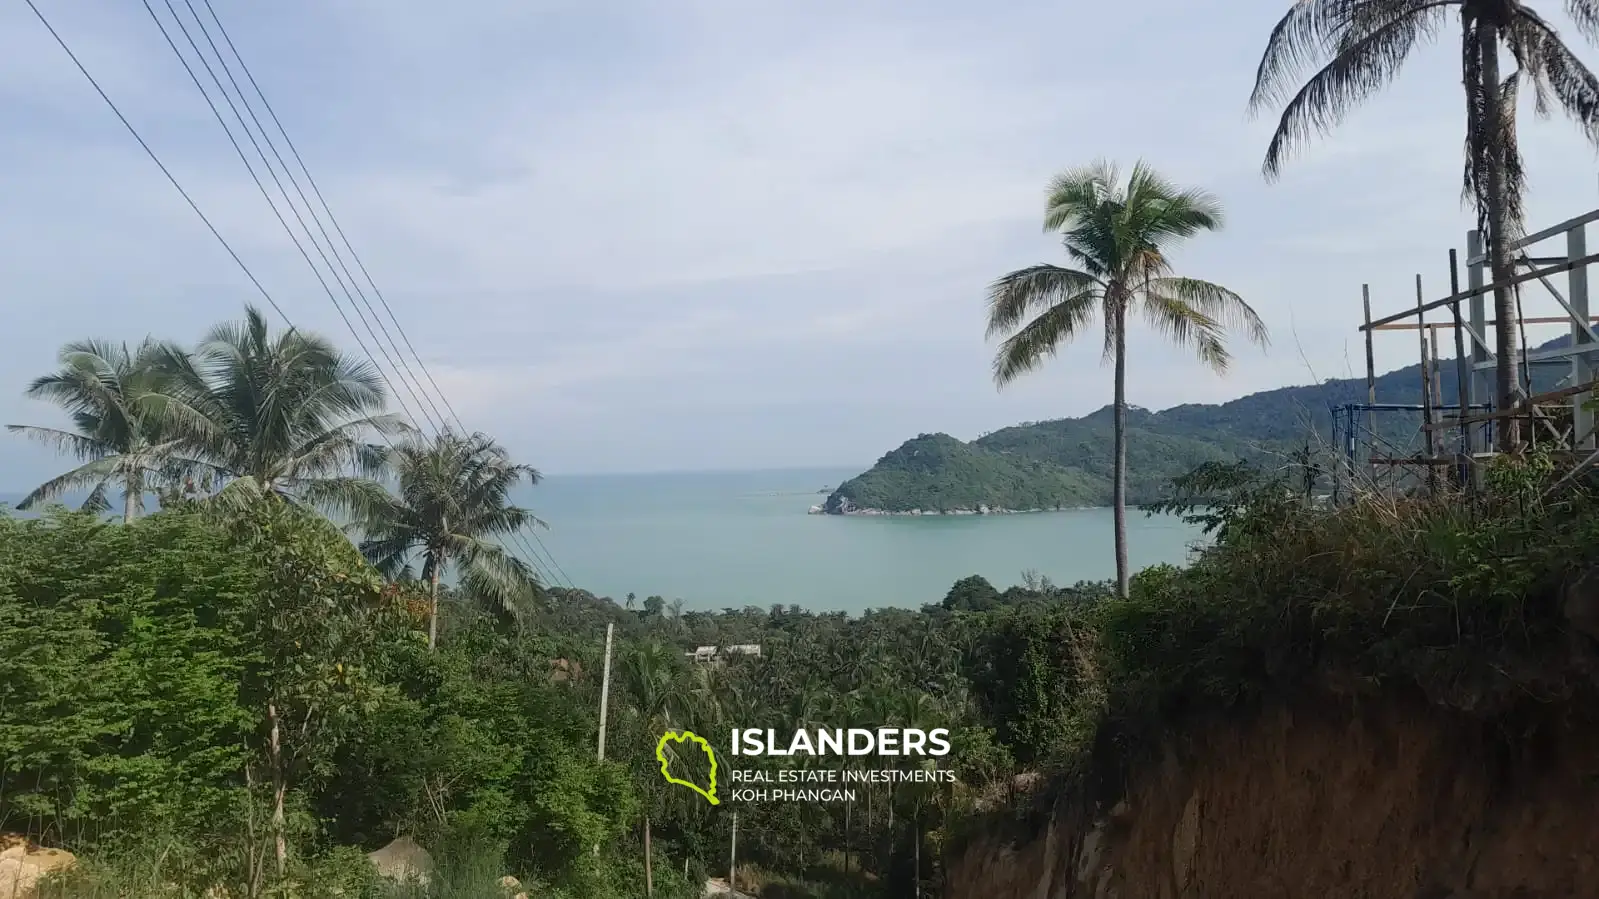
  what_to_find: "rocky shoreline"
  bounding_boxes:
[807,503,1082,516]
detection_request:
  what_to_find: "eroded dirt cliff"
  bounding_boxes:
[947,698,1599,899]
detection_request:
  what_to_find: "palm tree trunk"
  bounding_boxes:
[1112,300,1131,598]
[644,814,654,897]
[913,812,921,899]
[123,470,143,524]
[844,791,852,875]
[1478,20,1520,452]
[267,700,288,876]
[428,563,442,651]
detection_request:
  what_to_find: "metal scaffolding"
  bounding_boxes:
[1347,206,1599,499]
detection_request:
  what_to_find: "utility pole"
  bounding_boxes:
[729,811,739,894]
[593,622,615,859]
[597,622,614,761]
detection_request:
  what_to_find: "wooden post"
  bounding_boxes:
[1363,285,1377,485]
[1450,248,1473,491]
[729,811,740,890]
[1417,274,1438,493]
[1430,326,1443,422]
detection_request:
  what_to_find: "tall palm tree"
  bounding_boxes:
[1248,0,1599,451]
[985,161,1267,598]
[7,339,184,522]
[621,642,688,899]
[345,430,545,649]
[149,305,410,505]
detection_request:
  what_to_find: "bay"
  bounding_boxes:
[1,466,1206,613]
[514,467,1204,613]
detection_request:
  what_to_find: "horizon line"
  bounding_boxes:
[540,463,868,479]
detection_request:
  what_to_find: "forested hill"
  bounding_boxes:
[823,336,1573,513]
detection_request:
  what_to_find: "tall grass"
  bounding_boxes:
[951,453,1599,851]
[43,840,529,899]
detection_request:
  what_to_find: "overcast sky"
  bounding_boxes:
[3,0,1599,482]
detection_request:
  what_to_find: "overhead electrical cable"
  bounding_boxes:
[140,0,435,435]
[186,0,580,591]
[152,0,575,590]
[27,0,577,591]
[17,0,291,324]
[175,0,453,435]
[16,0,427,479]
[188,0,578,591]
[197,0,467,434]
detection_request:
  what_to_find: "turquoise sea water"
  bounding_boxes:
[513,467,1203,612]
[1,467,1205,613]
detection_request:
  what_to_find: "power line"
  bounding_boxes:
[137,0,577,590]
[16,0,290,325]
[177,0,453,436]
[18,0,424,478]
[139,0,434,435]
[197,0,467,434]
[184,0,581,592]
[26,0,575,593]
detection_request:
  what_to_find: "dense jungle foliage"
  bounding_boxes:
[8,309,1596,899]
[12,448,1597,898]
[0,498,1123,898]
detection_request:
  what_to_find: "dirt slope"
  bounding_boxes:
[947,698,1599,899]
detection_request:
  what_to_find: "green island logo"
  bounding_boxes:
[655,730,720,805]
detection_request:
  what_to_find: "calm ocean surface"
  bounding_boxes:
[1,466,1206,613]
[513,467,1203,612]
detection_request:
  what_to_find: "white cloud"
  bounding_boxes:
[7,0,1599,481]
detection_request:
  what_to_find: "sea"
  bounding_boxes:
[1,466,1206,614]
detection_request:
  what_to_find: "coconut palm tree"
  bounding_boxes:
[344,429,545,649]
[1248,0,1599,451]
[149,305,410,506]
[7,339,185,522]
[985,161,1267,598]
[621,641,689,899]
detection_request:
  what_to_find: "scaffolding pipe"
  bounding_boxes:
[1417,274,1437,493]
[1572,223,1595,449]
[1450,247,1472,490]
[1363,285,1377,484]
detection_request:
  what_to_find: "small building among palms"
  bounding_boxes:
[685,644,761,665]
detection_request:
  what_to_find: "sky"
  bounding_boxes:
[3,0,1599,482]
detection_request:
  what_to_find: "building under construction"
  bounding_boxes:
[1337,207,1599,500]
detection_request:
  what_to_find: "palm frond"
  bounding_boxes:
[1261,4,1448,178]
[15,457,120,510]
[207,477,272,515]
[5,425,113,461]
[1123,163,1227,246]
[1514,8,1599,139]
[990,287,1102,385]
[1565,0,1599,43]
[1043,160,1120,233]
[984,266,1103,339]
[1250,0,1358,112]
[300,476,396,520]
[458,542,543,621]
[81,481,112,515]
[1140,291,1231,373]
[1146,277,1271,348]
[359,535,423,581]
[154,305,409,493]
